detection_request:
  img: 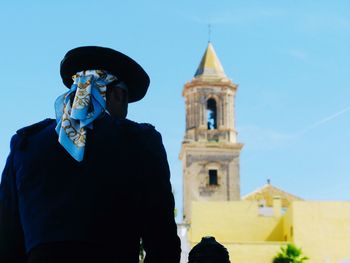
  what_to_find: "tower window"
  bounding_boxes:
[208,169,218,185]
[207,98,217,130]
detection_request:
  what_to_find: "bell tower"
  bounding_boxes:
[180,43,243,223]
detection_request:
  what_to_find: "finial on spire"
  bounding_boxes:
[208,24,211,43]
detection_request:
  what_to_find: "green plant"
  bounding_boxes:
[272,244,309,263]
[139,239,145,263]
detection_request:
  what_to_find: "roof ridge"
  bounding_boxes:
[242,183,303,200]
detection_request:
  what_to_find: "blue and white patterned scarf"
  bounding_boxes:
[55,70,118,161]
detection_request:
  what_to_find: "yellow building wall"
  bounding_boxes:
[225,242,287,263]
[190,201,284,243]
[282,204,294,242]
[189,201,350,263]
[291,201,350,263]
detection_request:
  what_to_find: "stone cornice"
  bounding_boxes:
[182,79,238,97]
[180,141,244,154]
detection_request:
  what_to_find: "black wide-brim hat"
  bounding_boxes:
[60,46,150,103]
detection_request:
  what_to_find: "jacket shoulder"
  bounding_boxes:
[122,119,162,147]
[16,118,55,136]
[122,119,156,134]
[139,122,156,132]
[13,118,55,150]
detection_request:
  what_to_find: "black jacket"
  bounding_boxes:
[0,115,181,263]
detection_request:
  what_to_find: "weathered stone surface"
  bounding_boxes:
[180,79,243,223]
[180,43,244,223]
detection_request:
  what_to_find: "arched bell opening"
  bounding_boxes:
[207,98,217,130]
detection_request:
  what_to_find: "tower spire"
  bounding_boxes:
[194,42,226,79]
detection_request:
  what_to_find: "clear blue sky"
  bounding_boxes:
[1,1,349,221]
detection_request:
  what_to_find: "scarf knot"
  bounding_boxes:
[55,70,118,161]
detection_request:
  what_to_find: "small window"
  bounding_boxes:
[209,169,218,185]
[258,199,266,208]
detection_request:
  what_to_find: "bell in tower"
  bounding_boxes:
[180,42,243,223]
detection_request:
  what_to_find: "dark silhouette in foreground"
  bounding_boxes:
[0,46,181,263]
[188,236,230,263]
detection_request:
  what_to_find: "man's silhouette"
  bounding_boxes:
[0,46,181,263]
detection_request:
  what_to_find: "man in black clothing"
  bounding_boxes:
[0,46,181,263]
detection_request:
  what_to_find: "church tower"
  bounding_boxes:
[180,43,243,223]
